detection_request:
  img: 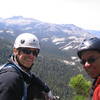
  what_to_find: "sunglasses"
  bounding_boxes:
[19,48,40,56]
[80,57,100,65]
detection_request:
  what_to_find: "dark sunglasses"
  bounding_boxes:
[19,48,40,56]
[80,57,100,65]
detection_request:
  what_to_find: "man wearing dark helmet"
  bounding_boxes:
[77,37,100,100]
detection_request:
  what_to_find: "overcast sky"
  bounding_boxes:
[0,0,100,30]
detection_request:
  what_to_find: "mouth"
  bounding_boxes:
[25,59,33,62]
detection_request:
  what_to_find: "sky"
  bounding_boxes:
[0,0,100,30]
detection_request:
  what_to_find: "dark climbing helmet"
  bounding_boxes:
[77,37,100,58]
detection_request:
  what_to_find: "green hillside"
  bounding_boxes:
[0,38,12,64]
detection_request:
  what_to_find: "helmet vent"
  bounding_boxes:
[21,40,25,44]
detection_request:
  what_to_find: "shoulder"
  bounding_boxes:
[0,65,23,87]
[93,84,100,100]
[0,64,24,100]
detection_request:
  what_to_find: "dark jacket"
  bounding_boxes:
[0,61,50,100]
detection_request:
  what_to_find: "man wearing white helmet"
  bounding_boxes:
[0,33,55,100]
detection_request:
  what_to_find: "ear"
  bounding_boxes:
[13,48,19,55]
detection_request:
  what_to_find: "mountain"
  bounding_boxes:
[0,16,98,99]
[0,16,97,60]
[87,30,100,37]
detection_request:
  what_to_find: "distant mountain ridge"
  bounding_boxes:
[87,30,100,37]
[0,16,99,61]
[0,16,100,75]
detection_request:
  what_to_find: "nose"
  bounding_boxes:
[83,62,91,69]
[28,53,34,58]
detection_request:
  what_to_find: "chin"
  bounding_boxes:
[27,67,32,70]
[90,75,98,79]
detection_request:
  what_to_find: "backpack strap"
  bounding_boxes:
[0,62,22,74]
[10,62,34,84]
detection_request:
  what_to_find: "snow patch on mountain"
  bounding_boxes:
[62,45,73,50]
[24,27,33,30]
[5,19,32,25]
[59,36,81,50]
[71,56,77,60]
[50,35,85,51]
[62,60,75,65]
[41,38,49,42]
[0,29,14,36]
[52,37,65,45]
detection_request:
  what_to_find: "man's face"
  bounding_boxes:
[81,50,100,79]
[14,48,39,70]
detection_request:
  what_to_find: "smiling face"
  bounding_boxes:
[81,50,100,79]
[13,48,39,71]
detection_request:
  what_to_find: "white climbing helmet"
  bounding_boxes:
[14,33,40,49]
